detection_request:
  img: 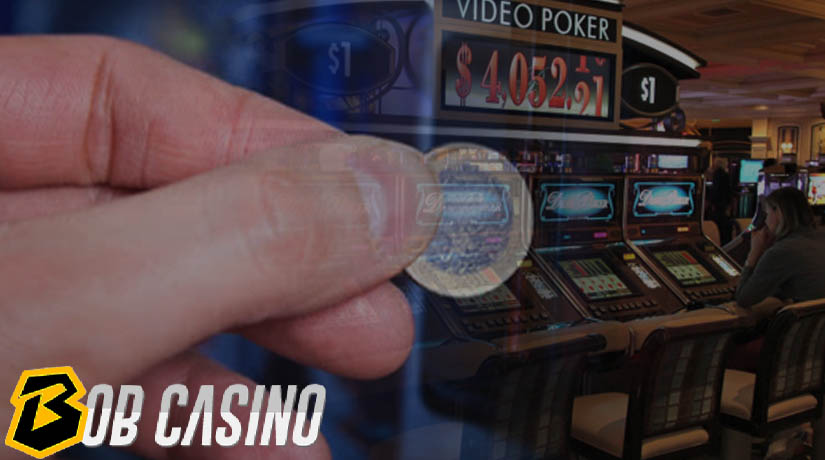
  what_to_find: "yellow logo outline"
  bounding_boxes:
[5,367,88,459]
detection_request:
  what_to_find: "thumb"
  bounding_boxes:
[0,135,435,388]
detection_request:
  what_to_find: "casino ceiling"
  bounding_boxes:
[623,0,825,124]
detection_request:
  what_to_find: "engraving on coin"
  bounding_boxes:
[406,144,533,297]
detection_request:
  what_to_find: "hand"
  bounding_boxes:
[0,36,435,459]
[746,227,775,267]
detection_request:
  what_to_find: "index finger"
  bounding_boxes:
[0,35,341,189]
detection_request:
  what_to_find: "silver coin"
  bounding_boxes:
[405,143,533,298]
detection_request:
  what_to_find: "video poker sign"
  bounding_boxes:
[441,0,618,43]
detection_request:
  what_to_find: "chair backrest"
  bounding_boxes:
[459,334,606,460]
[625,317,740,456]
[753,298,825,421]
[702,220,721,246]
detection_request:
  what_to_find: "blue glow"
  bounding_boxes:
[739,159,762,184]
[633,239,667,245]
[633,182,695,217]
[284,23,394,95]
[539,183,615,222]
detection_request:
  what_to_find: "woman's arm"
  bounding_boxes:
[736,244,787,308]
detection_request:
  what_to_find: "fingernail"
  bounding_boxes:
[348,136,436,265]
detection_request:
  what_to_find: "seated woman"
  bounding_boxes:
[731,187,825,371]
[736,187,825,309]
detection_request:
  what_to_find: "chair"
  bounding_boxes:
[720,298,825,459]
[572,313,742,459]
[456,334,607,460]
[371,327,614,460]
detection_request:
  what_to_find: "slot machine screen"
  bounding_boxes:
[738,159,762,185]
[627,179,699,224]
[808,173,825,206]
[658,155,689,170]
[557,257,634,300]
[652,248,719,287]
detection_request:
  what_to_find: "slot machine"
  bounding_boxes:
[624,175,742,306]
[528,175,682,321]
[398,152,585,345]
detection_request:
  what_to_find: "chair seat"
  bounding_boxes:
[572,393,710,459]
[721,369,819,422]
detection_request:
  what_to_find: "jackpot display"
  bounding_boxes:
[442,32,615,121]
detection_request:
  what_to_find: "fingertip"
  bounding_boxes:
[343,135,438,267]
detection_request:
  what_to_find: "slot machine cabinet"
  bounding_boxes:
[528,175,683,321]
[403,254,584,342]
[624,175,742,306]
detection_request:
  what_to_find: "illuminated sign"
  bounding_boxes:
[632,182,695,218]
[621,64,678,117]
[539,183,615,222]
[416,184,511,226]
[808,174,825,206]
[284,23,395,95]
[658,154,688,170]
[442,32,615,122]
[441,0,618,43]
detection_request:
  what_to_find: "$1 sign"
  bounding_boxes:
[328,41,352,78]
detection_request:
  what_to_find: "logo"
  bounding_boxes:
[416,183,510,226]
[546,190,609,212]
[539,184,615,222]
[5,367,88,459]
[6,368,326,458]
[633,182,695,217]
[638,188,690,208]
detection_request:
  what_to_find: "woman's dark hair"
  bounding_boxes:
[763,187,816,238]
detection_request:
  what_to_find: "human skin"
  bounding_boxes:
[0,36,435,460]
[745,205,779,267]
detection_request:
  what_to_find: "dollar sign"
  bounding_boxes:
[456,43,472,107]
[328,43,340,75]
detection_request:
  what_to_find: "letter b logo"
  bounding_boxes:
[6,367,88,459]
